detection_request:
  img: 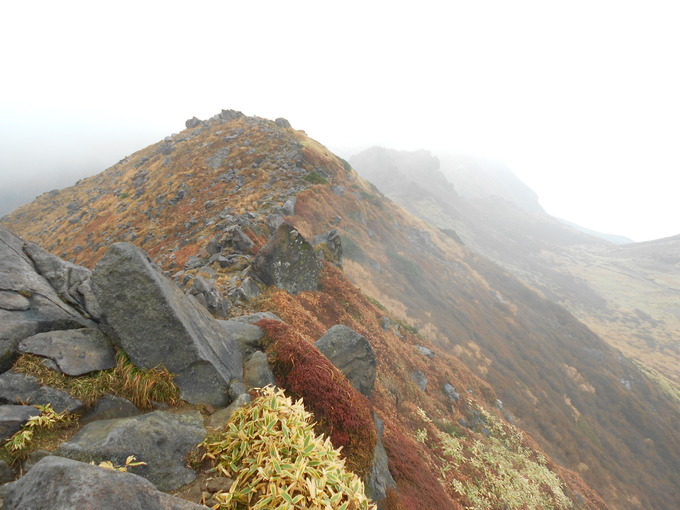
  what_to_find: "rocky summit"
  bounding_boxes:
[0,111,678,510]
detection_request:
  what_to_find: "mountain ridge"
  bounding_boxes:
[3,111,679,509]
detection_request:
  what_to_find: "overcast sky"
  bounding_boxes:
[1,1,678,242]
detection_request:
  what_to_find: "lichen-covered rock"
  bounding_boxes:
[248,223,321,295]
[92,243,242,407]
[18,328,115,376]
[315,325,377,397]
[56,411,206,491]
[4,456,206,510]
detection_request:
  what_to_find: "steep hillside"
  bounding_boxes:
[350,148,680,394]
[3,112,680,509]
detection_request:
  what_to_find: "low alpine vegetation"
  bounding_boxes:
[200,386,376,510]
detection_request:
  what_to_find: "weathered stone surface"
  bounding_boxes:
[0,228,94,356]
[187,276,230,318]
[207,393,252,429]
[275,117,292,128]
[280,197,296,216]
[18,328,115,376]
[219,226,254,253]
[56,410,205,491]
[217,318,265,358]
[365,412,396,504]
[81,395,141,425]
[4,456,206,510]
[411,370,427,391]
[415,345,436,359]
[23,242,101,320]
[312,229,343,267]
[0,405,41,441]
[244,351,275,389]
[0,371,85,414]
[237,276,262,301]
[0,458,12,484]
[315,325,377,397]
[92,243,242,407]
[232,312,283,325]
[249,223,321,295]
[0,290,30,311]
[443,383,461,402]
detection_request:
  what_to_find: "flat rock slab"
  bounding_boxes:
[81,395,141,425]
[0,404,41,441]
[4,456,207,510]
[218,318,266,358]
[0,371,84,414]
[92,242,243,407]
[249,222,322,295]
[315,324,377,397]
[18,328,116,376]
[0,290,30,311]
[56,410,206,491]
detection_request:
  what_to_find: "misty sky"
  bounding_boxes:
[1,1,679,242]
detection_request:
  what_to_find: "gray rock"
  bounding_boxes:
[227,380,248,401]
[415,345,436,359]
[187,276,231,319]
[0,371,85,414]
[443,383,461,403]
[219,109,243,122]
[56,410,205,491]
[18,328,116,376]
[411,370,427,391]
[81,395,141,425]
[0,290,30,311]
[267,213,284,230]
[365,413,396,504]
[239,277,262,301]
[281,197,297,216]
[249,223,322,295]
[185,117,201,129]
[275,117,292,129]
[312,229,343,267]
[0,228,94,364]
[331,185,345,196]
[208,393,252,429]
[92,243,243,407]
[217,318,265,359]
[4,456,206,510]
[23,242,101,320]
[315,325,377,397]
[219,226,254,253]
[0,458,13,484]
[0,405,41,441]
[244,351,275,389]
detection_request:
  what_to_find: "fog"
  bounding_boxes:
[2,1,679,241]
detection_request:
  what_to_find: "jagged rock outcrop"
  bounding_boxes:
[56,410,205,491]
[3,456,206,510]
[0,227,95,372]
[248,222,321,295]
[18,328,115,376]
[315,325,377,397]
[91,242,243,407]
[22,241,101,320]
[443,383,461,403]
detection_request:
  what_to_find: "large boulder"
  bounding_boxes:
[18,328,116,376]
[56,410,205,491]
[91,243,243,407]
[249,222,322,295]
[3,456,206,510]
[314,325,377,397]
